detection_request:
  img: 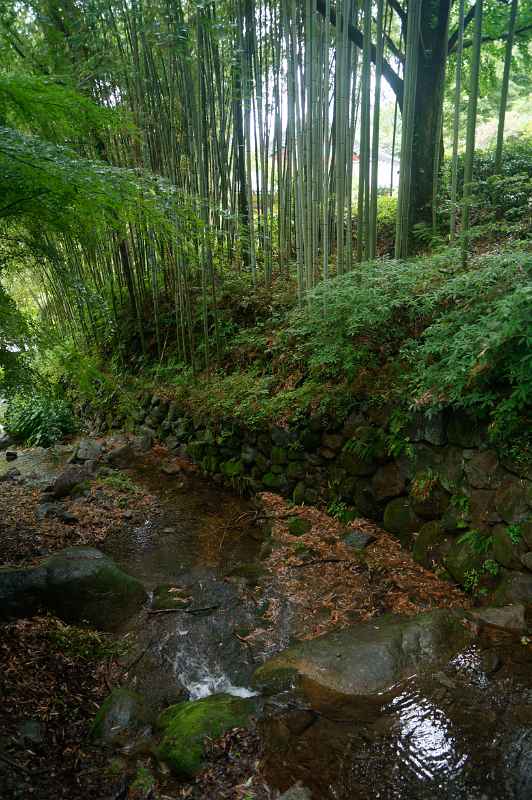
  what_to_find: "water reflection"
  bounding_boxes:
[390,691,467,783]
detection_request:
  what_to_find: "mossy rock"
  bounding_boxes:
[413,521,452,570]
[293,481,306,505]
[492,571,532,607]
[155,693,256,778]
[262,471,284,489]
[383,498,421,545]
[221,459,244,478]
[91,688,147,744]
[272,446,288,465]
[152,585,191,611]
[444,536,485,586]
[492,525,527,569]
[43,548,146,630]
[287,517,312,537]
[287,461,305,481]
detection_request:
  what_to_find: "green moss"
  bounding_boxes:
[262,471,284,489]
[287,517,312,537]
[155,694,255,777]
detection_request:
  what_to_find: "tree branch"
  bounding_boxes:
[315,0,404,106]
[448,2,477,53]
[461,24,532,52]
[387,0,407,30]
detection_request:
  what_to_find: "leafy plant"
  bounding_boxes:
[5,392,76,447]
[457,529,493,555]
[507,523,523,545]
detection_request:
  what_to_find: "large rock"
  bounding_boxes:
[371,463,405,502]
[155,693,256,778]
[444,536,485,585]
[70,438,103,465]
[495,479,532,524]
[252,610,472,699]
[383,497,422,545]
[46,464,93,499]
[492,524,527,569]
[0,565,47,619]
[43,547,146,629]
[493,571,532,607]
[413,521,452,570]
[91,687,148,744]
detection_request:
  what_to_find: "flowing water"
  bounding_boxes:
[101,455,532,799]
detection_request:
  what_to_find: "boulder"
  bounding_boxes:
[493,571,532,608]
[470,605,527,632]
[155,693,256,778]
[0,565,47,619]
[446,413,484,448]
[106,442,135,469]
[444,536,485,585]
[464,450,502,490]
[46,464,92,499]
[340,450,377,477]
[492,524,527,569]
[408,411,446,447]
[70,438,103,465]
[383,498,422,545]
[371,463,405,502]
[252,609,472,699]
[0,432,13,450]
[43,547,146,629]
[495,479,532,524]
[409,475,450,520]
[91,688,148,744]
[341,529,375,551]
[413,521,452,570]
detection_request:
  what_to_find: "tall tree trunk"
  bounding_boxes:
[410,0,452,226]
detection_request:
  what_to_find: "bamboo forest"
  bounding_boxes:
[1,1,531,798]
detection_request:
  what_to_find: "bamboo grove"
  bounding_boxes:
[0,0,529,366]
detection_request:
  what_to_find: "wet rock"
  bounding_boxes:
[413,521,452,570]
[155,693,256,778]
[470,605,527,632]
[253,610,472,698]
[43,547,146,629]
[46,464,92,499]
[493,571,532,608]
[0,565,47,619]
[91,687,148,744]
[371,463,405,502]
[492,524,527,569]
[383,497,422,545]
[5,450,17,461]
[279,784,313,800]
[152,585,191,611]
[35,503,78,524]
[444,536,485,585]
[0,467,21,483]
[495,478,532,524]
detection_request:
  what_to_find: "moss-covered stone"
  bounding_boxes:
[492,571,532,607]
[409,474,450,520]
[155,693,256,777]
[91,688,147,744]
[287,517,312,537]
[43,547,146,630]
[413,521,451,569]
[287,461,305,481]
[252,610,473,699]
[492,525,527,569]
[495,479,532,524]
[340,451,377,477]
[221,459,244,478]
[444,536,484,585]
[383,498,421,545]
[262,471,284,489]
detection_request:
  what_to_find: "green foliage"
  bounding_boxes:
[5,392,76,446]
[507,523,523,545]
[47,620,121,661]
[100,472,141,495]
[457,529,493,555]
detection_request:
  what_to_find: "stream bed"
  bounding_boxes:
[101,456,532,800]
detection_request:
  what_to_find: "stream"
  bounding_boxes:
[3,444,532,798]
[101,455,532,799]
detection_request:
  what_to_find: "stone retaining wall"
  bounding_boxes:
[131,396,532,601]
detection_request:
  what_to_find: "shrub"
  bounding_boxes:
[5,392,76,446]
